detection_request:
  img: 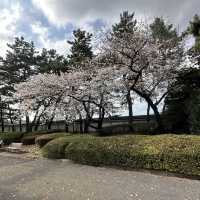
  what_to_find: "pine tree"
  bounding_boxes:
[3,36,37,84]
[37,48,68,75]
[187,14,200,64]
[150,17,178,41]
[112,11,137,36]
[67,29,93,65]
[165,68,200,133]
[1,37,38,132]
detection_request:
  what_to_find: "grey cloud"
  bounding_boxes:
[32,0,200,30]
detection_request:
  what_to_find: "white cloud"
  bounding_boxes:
[0,2,22,56]
[31,21,70,55]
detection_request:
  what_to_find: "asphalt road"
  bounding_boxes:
[0,153,200,200]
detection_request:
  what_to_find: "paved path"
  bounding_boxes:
[0,154,200,200]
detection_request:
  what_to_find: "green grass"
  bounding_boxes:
[42,134,200,176]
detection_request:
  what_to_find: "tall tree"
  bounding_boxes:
[37,48,68,75]
[3,37,37,84]
[2,37,38,132]
[165,68,200,133]
[187,14,200,65]
[112,11,137,35]
[103,19,182,131]
[67,29,93,65]
[67,28,93,132]
[112,11,137,131]
[150,17,178,41]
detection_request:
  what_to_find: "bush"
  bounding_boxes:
[36,133,68,148]
[43,134,200,176]
[23,129,65,137]
[42,135,92,159]
[21,135,39,145]
[0,132,23,145]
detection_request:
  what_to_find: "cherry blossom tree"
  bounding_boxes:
[15,62,118,132]
[101,23,183,131]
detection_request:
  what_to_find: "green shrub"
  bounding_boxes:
[35,133,68,148]
[0,132,23,145]
[42,135,93,159]
[43,134,200,176]
[21,135,38,145]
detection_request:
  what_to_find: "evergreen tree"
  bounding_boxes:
[3,36,37,84]
[165,68,200,133]
[1,37,38,132]
[112,11,137,36]
[187,14,200,64]
[37,48,68,75]
[150,17,178,41]
[67,29,93,65]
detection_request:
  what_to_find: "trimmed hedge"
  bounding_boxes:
[22,131,68,145]
[21,135,39,145]
[0,133,23,145]
[43,134,200,176]
[42,135,93,159]
[35,133,68,148]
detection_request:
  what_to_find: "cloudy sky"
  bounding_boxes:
[0,0,199,57]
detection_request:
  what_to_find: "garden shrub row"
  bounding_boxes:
[21,135,38,145]
[0,132,23,145]
[35,133,68,147]
[22,132,68,145]
[0,131,68,146]
[42,134,200,176]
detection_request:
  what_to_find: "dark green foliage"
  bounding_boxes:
[0,132,23,145]
[21,135,38,145]
[165,68,200,133]
[42,137,73,159]
[37,48,68,75]
[42,135,92,159]
[67,29,93,65]
[112,11,137,35]
[3,36,37,84]
[42,134,200,176]
[189,14,200,38]
[150,17,178,41]
[35,133,68,147]
[187,14,200,64]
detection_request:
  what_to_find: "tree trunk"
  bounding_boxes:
[48,115,54,130]
[84,119,89,133]
[65,121,69,132]
[148,100,163,132]
[8,107,15,132]
[97,107,105,130]
[131,88,164,132]
[0,108,4,132]
[34,115,41,131]
[26,115,30,133]
[79,114,83,133]
[19,118,22,132]
[126,90,134,132]
[146,103,150,122]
